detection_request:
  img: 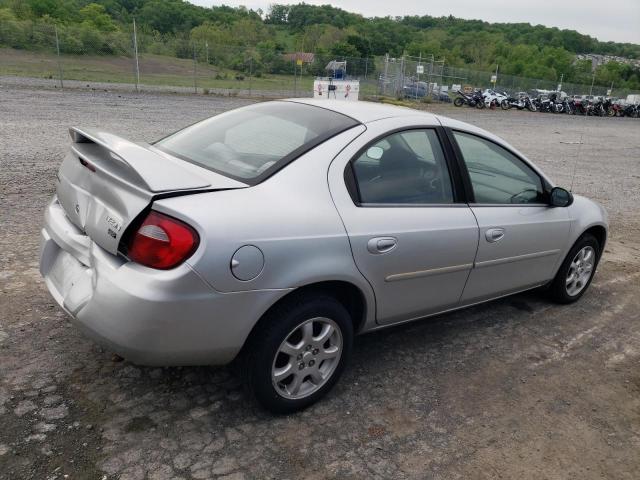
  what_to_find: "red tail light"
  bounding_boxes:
[126,211,199,269]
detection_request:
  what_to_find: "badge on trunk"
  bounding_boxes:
[105,214,122,240]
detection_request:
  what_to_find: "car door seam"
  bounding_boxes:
[324,125,380,326]
[458,204,481,303]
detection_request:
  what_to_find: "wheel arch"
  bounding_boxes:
[583,224,607,253]
[239,280,371,360]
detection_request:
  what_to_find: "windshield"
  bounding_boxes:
[155,101,359,184]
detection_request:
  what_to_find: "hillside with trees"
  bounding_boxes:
[0,0,639,89]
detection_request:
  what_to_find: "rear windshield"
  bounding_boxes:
[155,101,359,184]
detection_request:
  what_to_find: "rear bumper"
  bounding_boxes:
[40,197,289,366]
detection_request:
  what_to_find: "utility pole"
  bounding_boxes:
[589,72,595,96]
[54,25,64,89]
[205,41,209,65]
[132,18,140,92]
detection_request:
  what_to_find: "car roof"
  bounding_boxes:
[281,99,552,187]
[284,98,436,124]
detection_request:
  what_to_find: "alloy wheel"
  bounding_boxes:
[566,246,596,296]
[271,317,343,400]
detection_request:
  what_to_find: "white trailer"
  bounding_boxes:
[313,79,360,101]
[626,94,640,104]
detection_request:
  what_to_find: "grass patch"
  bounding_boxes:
[0,48,386,95]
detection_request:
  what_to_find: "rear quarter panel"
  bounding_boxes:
[152,126,376,306]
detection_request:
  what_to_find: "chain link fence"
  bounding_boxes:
[379,54,640,104]
[0,21,380,98]
[1,21,638,102]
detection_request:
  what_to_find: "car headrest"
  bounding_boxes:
[379,144,420,176]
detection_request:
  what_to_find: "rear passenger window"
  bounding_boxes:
[351,130,454,205]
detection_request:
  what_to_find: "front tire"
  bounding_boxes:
[548,234,600,304]
[242,294,354,413]
[453,97,464,107]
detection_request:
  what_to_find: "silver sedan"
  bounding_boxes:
[40,99,608,412]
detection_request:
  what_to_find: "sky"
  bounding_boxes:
[190,0,640,45]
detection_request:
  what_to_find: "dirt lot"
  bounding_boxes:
[1,84,639,480]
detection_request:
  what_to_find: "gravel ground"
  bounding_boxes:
[1,84,639,480]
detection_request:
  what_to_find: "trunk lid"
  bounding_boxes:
[56,127,246,255]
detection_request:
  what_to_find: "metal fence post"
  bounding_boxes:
[398,56,405,97]
[132,18,140,92]
[382,54,389,96]
[193,43,197,94]
[415,53,421,100]
[54,25,64,89]
[248,57,253,97]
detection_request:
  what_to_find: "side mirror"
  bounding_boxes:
[549,187,573,207]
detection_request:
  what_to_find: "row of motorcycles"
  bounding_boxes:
[454,89,640,117]
[454,89,538,111]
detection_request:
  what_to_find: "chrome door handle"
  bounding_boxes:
[485,228,505,243]
[367,237,397,254]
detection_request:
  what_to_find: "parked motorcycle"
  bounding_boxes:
[587,98,607,117]
[562,98,575,115]
[500,95,523,110]
[572,98,588,115]
[454,90,485,108]
[535,96,553,113]
[482,89,507,109]
[501,95,537,112]
[610,101,624,117]
[549,93,564,113]
[621,103,639,118]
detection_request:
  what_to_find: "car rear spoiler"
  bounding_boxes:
[69,127,211,193]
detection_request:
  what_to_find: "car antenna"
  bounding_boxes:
[560,133,584,192]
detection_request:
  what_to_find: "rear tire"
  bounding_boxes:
[242,294,353,414]
[548,234,600,304]
[453,97,464,107]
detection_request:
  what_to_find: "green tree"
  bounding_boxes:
[80,3,117,31]
[330,41,359,58]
